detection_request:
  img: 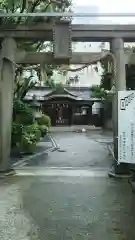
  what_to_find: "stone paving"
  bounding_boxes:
[1,131,135,240]
[25,131,113,168]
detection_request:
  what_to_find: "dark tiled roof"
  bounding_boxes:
[69,90,92,101]
[25,86,93,101]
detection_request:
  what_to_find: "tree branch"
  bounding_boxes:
[20,0,27,13]
[1,5,9,13]
[44,2,51,12]
[30,0,40,13]
[25,0,41,24]
[11,0,15,13]
[17,0,27,24]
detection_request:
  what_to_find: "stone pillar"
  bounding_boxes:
[0,38,17,172]
[110,38,130,175]
[111,38,126,90]
[40,64,47,84]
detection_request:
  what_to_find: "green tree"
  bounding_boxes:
[0,0,72,83]
[0,0,73,154]
[14,75,37,100]
[91,85,107,99]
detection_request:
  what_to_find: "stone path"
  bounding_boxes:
[1,131,135,240]
[24,131,113,168]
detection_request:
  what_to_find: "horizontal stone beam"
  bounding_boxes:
[16,50,134,65]
[16,51,109,64]
[72,25,135,42]
[1,23,135,41]
[0,23,52,41]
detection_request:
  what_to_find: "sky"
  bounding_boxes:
[65,1,135,87]
[51,1,135,87]
[73,0,135,24]
[73,0,134,12]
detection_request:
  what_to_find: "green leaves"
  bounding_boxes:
[91,85,107,99]
[0,0,72,16]
[37,114,51,128]
[14,75,37,100]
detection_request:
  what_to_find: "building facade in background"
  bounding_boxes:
[25,86,104,127]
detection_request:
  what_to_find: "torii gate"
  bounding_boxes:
[0,19,134,173]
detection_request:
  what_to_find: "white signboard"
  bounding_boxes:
[118,91,135,163]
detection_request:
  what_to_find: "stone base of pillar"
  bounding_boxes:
[129,167,135,181]
[128,167,135,193]
[109,134,131,178]
[129,180,135,193]
[108,162,131,179]
[0,168,16,177]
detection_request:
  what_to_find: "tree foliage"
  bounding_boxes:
[0,0,72,83]
[1,0,73,153]
[0,0,72,20]
[14,75,37,99]
[91,85,107,99]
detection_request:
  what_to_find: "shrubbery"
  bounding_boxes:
[11,100,51,154]
[25,124,41,142]
[13,99,34,125]
[38,125,48,137]
[20,132,37,153]
[37,114,51,129]
[11,122,24,148]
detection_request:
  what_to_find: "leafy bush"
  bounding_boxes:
[25,124,41,142]
[11,122,42,153]
[20,132,37,153]
[11,122,24,147]
[12,100,50,154]
[91,85,107,99]
[37,114,51,128]
[38,125,48,137]
[19,124,42,153]
[13,99,34,125]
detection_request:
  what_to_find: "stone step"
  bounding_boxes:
[15,167,110,177]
